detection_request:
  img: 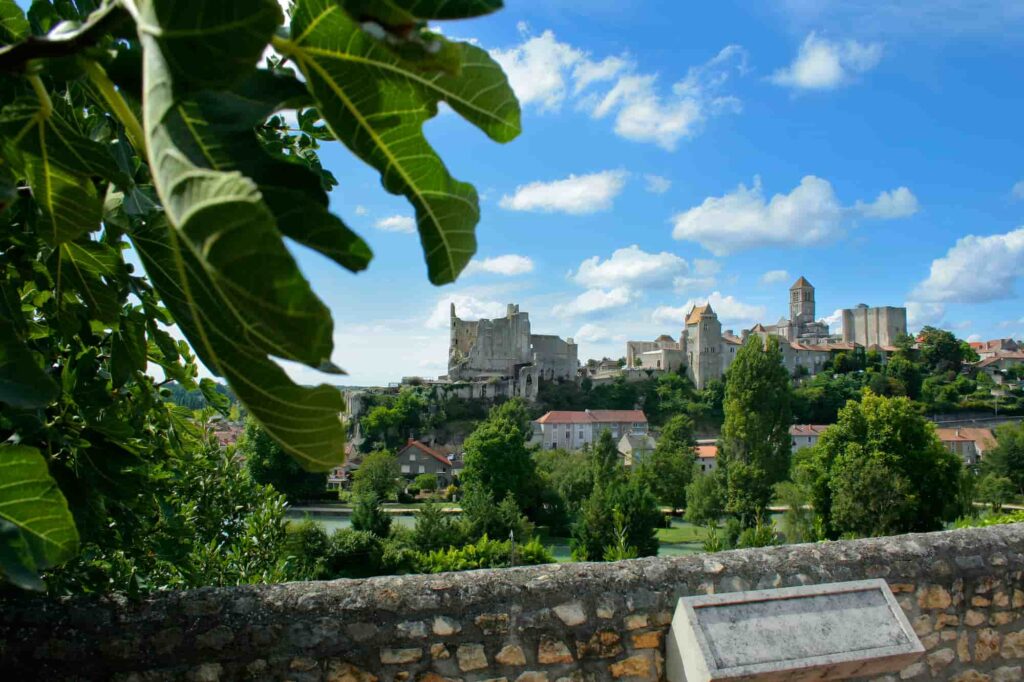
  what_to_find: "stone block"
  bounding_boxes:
[381,648,422,665]
[925,648,954,676]
[326,661,378,682]
[631,631,662,649]
[457,644,488,672]
[537,637,573,665]
[666,579,924,682]
[994,666,1023,682]
[495,644,526,666]
[917,585,952,610]
[623,614,648,631]
[398,621,428,639]
[576,630,623,659]
[431,644,451,660]
[433,617,461,637]
[1001,630,1024,659]
[553,602,586,627]
[976,628,1002,662]
[966,610,987,626]
[610,654,653,680]
[514,673,548,682]
[951,672,992,682]
[475,614,510,635]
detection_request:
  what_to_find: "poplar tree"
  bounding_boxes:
[718,336,793,525]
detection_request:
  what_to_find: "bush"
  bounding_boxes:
[325,529,384,578]
[416,535,554,573]
[285,520,330,580]
[412,502,467,552]
[351,492,392,537]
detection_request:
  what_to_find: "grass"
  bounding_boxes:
[656,522,707,544]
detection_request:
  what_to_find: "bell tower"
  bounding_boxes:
[790,276,815,327]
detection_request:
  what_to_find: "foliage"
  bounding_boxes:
[242,418,326,502]
[411,501,466,552]
[684,468,725,526]
[412,473,439,493]
[719,336,793,525]
[571,476,660,561]
[0,0,517,587]
[977,474,1016,512]
[351,491,392,538]
[602,508,639,561]
[773,481,815,544]
[416,534,553,573]
[285,519,330,581]
[636,414,695,510]
[461,410,538,513]
[47,436,293,593]
[918,326,972,373]
[701,525,725,553]
[324,528,384,578]
[460,486,533,541]
[735,517,781,548]
[794,392,963,538]
[982,423,1024,495]
[591,428,622,482]
[165,380,236,412]
[360,389,431,450]
[954,509,1024,529]
[352,450,400,500]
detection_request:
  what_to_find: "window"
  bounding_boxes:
[409,452,415,461]
[418,465,425,473]
[401,465,410,473]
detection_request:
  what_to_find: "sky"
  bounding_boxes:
[56,0,1024,387]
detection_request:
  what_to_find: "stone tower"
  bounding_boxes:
[790,276,815,327]
[683,303,723,389]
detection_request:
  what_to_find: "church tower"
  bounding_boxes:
[790,276,815,327]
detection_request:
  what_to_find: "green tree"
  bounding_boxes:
[351,492,392,538]
[0,0,519,588]
[977,474,1016,512]
[462,415,538,513]
[571,476,660,561]
[719,336,793,525]
[885,355,923,399]
[353,450,400,501]
[413,473,439,493]
[242,418,326,502]
[411,502,465,552]
[919,327,969,373]
[794,393,962,538]
[360,389,431,450]
[638,415,695,511]
[488,398,533,440]
[684,469,726,526]
[982,423,1024,495]
[590,428,622,482]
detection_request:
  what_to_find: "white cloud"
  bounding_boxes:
[770,33,883,90]
[910,227,1024,303]
[674,259,721,292]
[574,323,621,343]
[856,187,919,218]
[354,205,369,216]
[490,30,585,110]
[644,174,672,194]
[652,292,766,328]
[572,245,688,289]
[823,308,844,332]
[760,269,791,285]
[491,29,746,149]
[499,170,627,215]
[463,254,535,277]
[374,215,415,233]
[553,287,634,317]
[426,295,507,329]
[1012,180,1024,201]
[905,301,946,329]
[671,176,917,255]
[592,45,747,150]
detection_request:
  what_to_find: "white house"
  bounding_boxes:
[533,409,648,451]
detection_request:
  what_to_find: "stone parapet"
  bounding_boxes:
[2,524,1024,681]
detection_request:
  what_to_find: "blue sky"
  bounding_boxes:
[280,0,1024,386]
[27,1,1022,386]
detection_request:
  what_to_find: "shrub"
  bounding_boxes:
[285,520,330,580]
[325,529,383,578]
[416,535,554,573]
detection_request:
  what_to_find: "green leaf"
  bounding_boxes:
[0,96,117,245]
[0,0,29,46]
[136,0,281,91]
[131,218,346,470]
[285,0,520,283]
[340,0,502,23]
[199,377,231,416]
[0,445,79,586]
[0,521,45,591]
[0,315,58,408]
[170,70,372,272]
[111,313,147,387]
[55,240,124,323]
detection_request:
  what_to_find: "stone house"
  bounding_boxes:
[395,440,457,486]
[617,433,657,466]
[696,443,718,473]
[789,424,830,453]
[935,427,996,467]
[970,338,1020,359]
[533,409,648,451]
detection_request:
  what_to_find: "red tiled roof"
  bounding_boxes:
[789,424,830,436]
[535,410,647,425]
[935,429,972,442]
[791,276,812,289]
[695,444,717,459]
[399,440,451,467]
[977,352,1024,368]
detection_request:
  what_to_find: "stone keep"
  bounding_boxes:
[841,303,908,347]
[666,579,924,681]
[447,303,578,382]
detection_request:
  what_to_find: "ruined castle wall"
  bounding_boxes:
[530,335,578,381]
[3,525,1024,681]
[450,313,531,378]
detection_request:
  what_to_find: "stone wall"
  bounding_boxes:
[3,525,1024,681]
